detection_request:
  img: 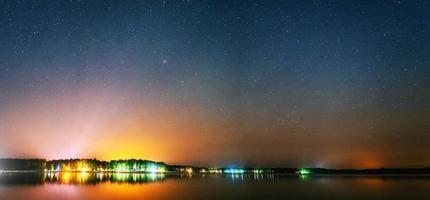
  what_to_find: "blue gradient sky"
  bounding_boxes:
[0,0,429,168]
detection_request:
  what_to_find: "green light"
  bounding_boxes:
[114,163,129,172]
[297,168,311,175]
[299,174,309,180]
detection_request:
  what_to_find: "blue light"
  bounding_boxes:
[224,168,245,174]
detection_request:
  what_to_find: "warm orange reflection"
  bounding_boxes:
[3,173,430,200]
[358,177,385,188]
[43,172,166,185]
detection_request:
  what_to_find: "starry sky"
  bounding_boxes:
[0,0,429,168]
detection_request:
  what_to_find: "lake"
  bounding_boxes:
[1,172,429,199]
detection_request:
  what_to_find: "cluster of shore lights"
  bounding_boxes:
[44,162,166,174]
[297,168,311,175]
[200,168,224,173]
[112,163,166,173]
[224,169,246,174]
[45,161,93,173]
[43,162,269,175]
[208,169,223,173]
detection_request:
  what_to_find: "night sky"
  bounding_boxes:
[0,0,429,168]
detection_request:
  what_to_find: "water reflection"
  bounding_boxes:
[0,172,167,185]
[1,172,430,186]
[226,173,276,181]
[299,174,310,180]
[2,173,430,200]
[50,172,167,184]
[0,172,282,185]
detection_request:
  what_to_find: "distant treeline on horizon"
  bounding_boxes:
[0,158,168,172]
[1,158,430,174]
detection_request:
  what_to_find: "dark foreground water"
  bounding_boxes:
[1,172,430,200]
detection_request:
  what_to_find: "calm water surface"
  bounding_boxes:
[0,172,429,200]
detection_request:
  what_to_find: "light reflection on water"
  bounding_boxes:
[44,172,166,184]
[0,172,280,185]
[1,173,430,200]
[0,172,171,185]
[49,172,278,185]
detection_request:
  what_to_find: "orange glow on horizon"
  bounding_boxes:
[1,83,429,168]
